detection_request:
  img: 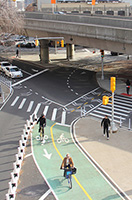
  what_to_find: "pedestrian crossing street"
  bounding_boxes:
[89,94,132,125]
[11,96,67,125]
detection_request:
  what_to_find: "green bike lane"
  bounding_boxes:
[32,119,123,200]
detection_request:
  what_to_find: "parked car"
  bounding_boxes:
[111,51,123,56]
[0,61,12,72]
[16,41,36,48]
[5,66,23,78]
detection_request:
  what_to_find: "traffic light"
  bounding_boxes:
[102,96,109,105]
[100,49,104,57]
[61,40,64,47]
[35,40,39,46]
[111,77,116,93]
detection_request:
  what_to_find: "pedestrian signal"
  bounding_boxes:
[102,96,109,105]
[111,77,116,93]
[61,40,64,47]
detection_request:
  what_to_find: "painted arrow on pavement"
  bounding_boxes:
[43,149,52,160]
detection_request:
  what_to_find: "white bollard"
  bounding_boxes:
[6,193,10,200]
[15,154,22,169]
[19,140,25,153]
[23,129,28,140]
[8,182,16,200]
[11,172,18,189]
[13,162,20,178]
[21,135,26,146]
[30,115,33,126]
[34,113,38,121]
[26,120,30,130]
[24,124,30,135]
[18,147,23,161]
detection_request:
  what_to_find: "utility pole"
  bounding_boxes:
[110,77,117,132]
[100,50,104,80]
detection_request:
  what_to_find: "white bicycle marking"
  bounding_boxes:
[57,133,69,144]
[36,134,49,141]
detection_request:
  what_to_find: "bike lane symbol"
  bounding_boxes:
[57,133,69,144]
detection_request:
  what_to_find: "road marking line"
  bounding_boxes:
[34,103,41,115]
[25,153,33,158]
[27,101,34,112]
[50,123,92,200]
[39,189,51,200]
[61,111,66,124]
[12,69,49,87]
[18,98,26,109]
[11,96,19,106]
[51,108,57,121]
[65,87,99,107]
[43,106,49,116]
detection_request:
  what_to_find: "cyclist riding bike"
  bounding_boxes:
[37,114,46,140]
[60,153,74,177]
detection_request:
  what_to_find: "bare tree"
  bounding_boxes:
[0,0,24,36]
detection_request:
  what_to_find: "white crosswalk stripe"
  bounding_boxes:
[61,111,66,124]
[89,95,132,124]
[43,106,49,116]
[11,96,19,106]
[51,108,57,121]
[27,101,34,112]
[18,98,26,109]
[10,97,67,124]
[33,103,41,115]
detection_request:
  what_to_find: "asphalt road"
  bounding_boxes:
[0,60,101,200]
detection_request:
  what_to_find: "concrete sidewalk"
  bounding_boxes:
[75,117,132,199]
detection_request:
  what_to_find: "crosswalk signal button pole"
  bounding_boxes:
[111,77,116,93]
[102,96,109,105]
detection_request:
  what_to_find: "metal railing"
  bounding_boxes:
[0,75,12,103]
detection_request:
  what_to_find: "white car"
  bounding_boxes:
[5,66,23,78]
[0,61,12,72]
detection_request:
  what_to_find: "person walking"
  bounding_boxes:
[60,153,74,177]
[16,48,19,58]
[126,79,130,95]
[101,115,111,140]
[37,114,46,140]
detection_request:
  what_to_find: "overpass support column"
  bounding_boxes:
[66,44,74,60]
[39,40,49,63]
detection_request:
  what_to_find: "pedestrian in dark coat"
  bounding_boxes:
[16,48,19,58]
[101,115,110,140]
[37,114,46,135]
[126,79,130,95]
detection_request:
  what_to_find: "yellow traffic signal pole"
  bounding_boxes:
[111,77,117,133]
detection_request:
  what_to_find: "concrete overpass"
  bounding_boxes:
[24,12,132,63]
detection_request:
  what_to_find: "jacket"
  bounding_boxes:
[37,116,46,126]
[60,157,74,169]
[101,118,110,127]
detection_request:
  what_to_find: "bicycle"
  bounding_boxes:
[64,167,77,189]
[65,168,73,189]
